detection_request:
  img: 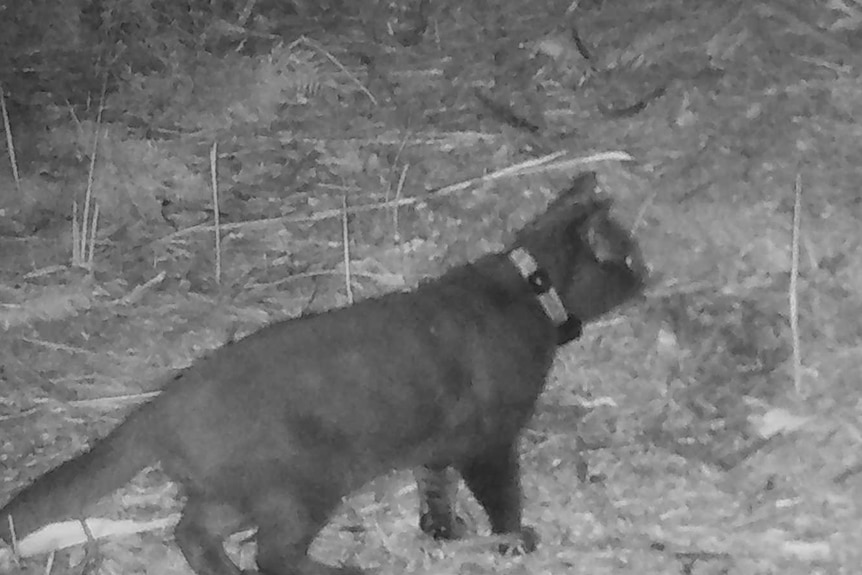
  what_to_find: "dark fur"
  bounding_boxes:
[0,173,646,575]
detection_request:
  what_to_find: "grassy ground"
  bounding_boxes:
[1,0,861,573]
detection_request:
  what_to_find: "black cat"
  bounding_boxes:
[0,172,646,575]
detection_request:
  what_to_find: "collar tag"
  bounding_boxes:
[507,248,570,325]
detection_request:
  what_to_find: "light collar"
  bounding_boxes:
[507,248,583,345]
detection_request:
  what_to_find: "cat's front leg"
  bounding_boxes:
[415,464,468,540]
[458,445,538,554]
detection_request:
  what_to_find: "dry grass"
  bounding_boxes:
[1,0,861,573]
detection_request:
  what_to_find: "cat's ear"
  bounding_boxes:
[583,204,624,263]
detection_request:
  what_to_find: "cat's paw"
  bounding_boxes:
[419,512,468,540]
[497,525,539,555]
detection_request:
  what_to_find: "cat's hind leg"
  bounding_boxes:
[252,483,364,575]
[175,493,246,575]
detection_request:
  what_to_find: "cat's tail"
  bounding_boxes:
[0,402,157,545]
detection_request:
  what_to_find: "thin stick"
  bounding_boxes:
[393,164,408,241]
[387,132,411,240]
[6,514,17,554]
[299,36,378,106]
[80,80,107,268]
[341,193,353,305]
[790,174,802,394]
[72,201,80,263]
[87,203,99,268]
[210,142,221,286]
[120,271,166,306]
[80,122,101,264]
[0,83,20,191]
[79,517,97,546]
[80,153,93,265]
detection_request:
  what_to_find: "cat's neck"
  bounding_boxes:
[442,251,583,345]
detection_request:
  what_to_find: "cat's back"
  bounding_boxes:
[150,262,546,468]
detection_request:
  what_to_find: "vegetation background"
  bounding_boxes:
[1,0,860,573]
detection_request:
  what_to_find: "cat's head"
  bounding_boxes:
[513,172,647,323]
